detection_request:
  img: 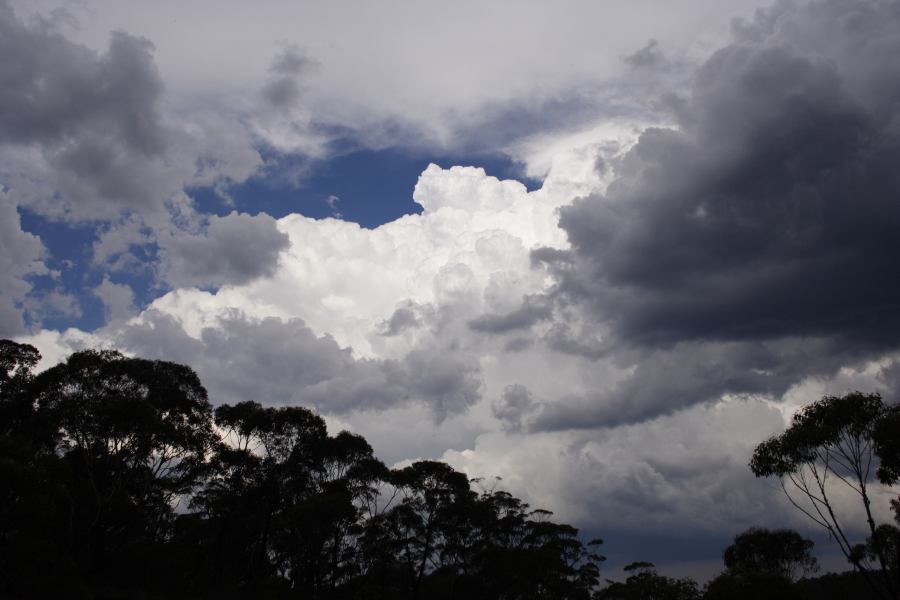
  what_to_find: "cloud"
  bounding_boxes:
[469,294,552,333]
[261,46,316,110]
[0,0,262,240]
[491,383,538,432]
[380,303,423,337]
[92,277,135,323]
[533,337,857,431]
[624,39,667,69]
[511,0,900,431]
[445,396,793,533]
[23,290,82,323]
[16,0,772,157]
[159,211,290,288]
[551,0,900,352]
[18,160,577,423]
[0,5,163,152]
[0,196,47,336]
[0,5,170,220]
[108,310,483,420]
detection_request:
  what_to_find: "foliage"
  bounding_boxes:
[0,340,605,599]
[723,527,818,581]
[704,570,801,600]
[750,392,900,600]
[701,527,818,600]
[596,562,701,600]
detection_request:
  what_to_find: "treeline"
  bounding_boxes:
[0,341,603,598]
[0,340,897,599]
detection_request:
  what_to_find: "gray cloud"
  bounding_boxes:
[23,290,82,324]
[534,336,857,431]
[0,4,176,220]
[546,0,900,351]
[262,77,302,110]
[624,39,667,70]
[520,0,900,429]
[0,1,262,230]
[159,212,289,288]
[262,46,316,110]
[876,359,900,402]
[469,294,552,334]
[380,305,421,336]
[0,197,47,337]
[114,311,482,419]
[492,383,538,431]
[92,277,135,323]
[0,5,163,153]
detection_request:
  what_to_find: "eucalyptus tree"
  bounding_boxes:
[596,562,700,600]
[1,342,218,595]
[750,392,900,599]
[723,527,818,581]
[191,400,389,597]
[355,462,606,600]
[704,527,817,600]
[0,340,606,599]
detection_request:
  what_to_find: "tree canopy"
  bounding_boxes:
[751,392,900,599]
[0,341,605,599]
[3,339,896,599]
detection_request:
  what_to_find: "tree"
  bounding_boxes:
[703,527,817,600]
[0,339,40,425]
[190,400,389,597]
[0,343,219,596]
[750,392,899,599]
[723,527,818,581]
[0,340,607,598]
[0,340,69,596]
[595,562,700,600]
[353,464,605,600]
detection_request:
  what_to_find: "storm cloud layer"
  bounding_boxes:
[555,0,900,348]
[518,0,900,429]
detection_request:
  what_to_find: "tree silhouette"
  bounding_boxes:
[723,527,818,581]
[596,562,700,600]
[751,392,899,599]
[703,527,817,600]
[0,340,607,598]
[1,343,218,596]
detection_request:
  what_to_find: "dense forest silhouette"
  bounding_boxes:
[1,339,898,599]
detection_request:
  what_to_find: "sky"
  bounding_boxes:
[3,0,900,581]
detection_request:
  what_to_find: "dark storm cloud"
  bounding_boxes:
[160,212,290,288]
[534,336,854,431]
[549,0,900,350]
[115,312,482,419]
[514,0,900,430]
